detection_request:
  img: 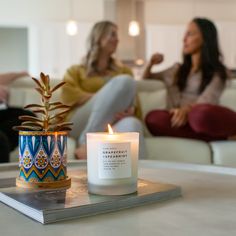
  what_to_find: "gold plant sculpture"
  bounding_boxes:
[14,72,73,132]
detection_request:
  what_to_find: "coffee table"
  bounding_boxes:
[0,160,235,236]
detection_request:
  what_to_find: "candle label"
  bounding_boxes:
[98,142,131,179]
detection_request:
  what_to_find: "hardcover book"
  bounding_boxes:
[0,170,181,224]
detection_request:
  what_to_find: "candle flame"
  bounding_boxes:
[107,124,113,134]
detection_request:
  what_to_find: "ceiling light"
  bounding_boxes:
[66,20,78,36]
[129,21,140,37]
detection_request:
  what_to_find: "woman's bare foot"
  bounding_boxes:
[75,144,87,159]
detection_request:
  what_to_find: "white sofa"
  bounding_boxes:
[8,77,236,167]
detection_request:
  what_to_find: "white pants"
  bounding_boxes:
[69,74,146,159]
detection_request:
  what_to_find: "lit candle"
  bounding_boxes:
[87,125,139,195]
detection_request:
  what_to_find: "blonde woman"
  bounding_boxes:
[62,21,145,159]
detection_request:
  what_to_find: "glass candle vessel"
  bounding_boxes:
[87,131,139,195]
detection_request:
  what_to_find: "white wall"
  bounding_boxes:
[0,0,104,78]
[28,22,93,78]
[0,27,28,72]
[0,0,104,23]
[145,0,194,25]
[146,23,236,70]
[145,0,236,24]
[145,0,236,70]
[1,0,236,77]
[146,24,185,71]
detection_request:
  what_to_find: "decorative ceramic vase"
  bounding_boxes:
[16,131,71,189]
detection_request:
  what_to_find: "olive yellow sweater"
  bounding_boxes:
[61,64,141,120]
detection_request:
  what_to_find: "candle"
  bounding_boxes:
[87,125,139,195]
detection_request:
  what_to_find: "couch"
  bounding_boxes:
[8,77,236,167]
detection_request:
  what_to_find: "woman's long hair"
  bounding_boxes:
[83,21,119,76]
[176,18,227,93]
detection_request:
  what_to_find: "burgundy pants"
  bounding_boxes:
[145,104,236,142]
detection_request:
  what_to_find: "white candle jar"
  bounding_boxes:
[87,132,139,195]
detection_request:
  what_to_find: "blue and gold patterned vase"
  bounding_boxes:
[16,131,71,189]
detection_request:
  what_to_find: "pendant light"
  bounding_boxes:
[66,0,78,36]
[128,0,140,37]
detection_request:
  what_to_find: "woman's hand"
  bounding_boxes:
[114,106,135,122]
[143,53,164,79]
[149,53,164,66]
[170,106,192,128]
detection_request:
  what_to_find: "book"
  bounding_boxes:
[0,170,181,224]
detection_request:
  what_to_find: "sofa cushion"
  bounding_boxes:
[138,89,167,137]
[8,77,62,107]
[220,79,236,111]
[139,89,167,118]
[145,137,212,164]
[210,141,236,167]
